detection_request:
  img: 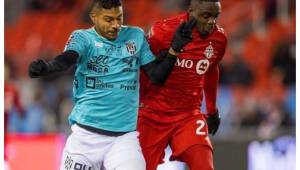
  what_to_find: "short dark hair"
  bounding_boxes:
[190,0,219,4]
[93,0,122,9]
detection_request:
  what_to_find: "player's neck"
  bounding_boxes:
[94,26,118,41]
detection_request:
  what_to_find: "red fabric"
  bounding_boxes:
[140,13,227,120]
[4,83,24,131]
[138,109,212,170]
[181,144,214,170]
[204,65,219,115]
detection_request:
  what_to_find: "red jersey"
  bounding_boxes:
[140,13,227,121]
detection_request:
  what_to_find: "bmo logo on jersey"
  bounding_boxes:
[176,58,210,75]
[196,59,210,75]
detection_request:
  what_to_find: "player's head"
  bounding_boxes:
[188,0,221,37]
[89,0,123,40]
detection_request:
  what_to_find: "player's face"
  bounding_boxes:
[189,1,221,37]
[90,6,123,40]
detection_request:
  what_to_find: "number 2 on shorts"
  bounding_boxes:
[196,120,206,135]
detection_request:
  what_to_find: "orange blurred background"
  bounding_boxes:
[4,0,296,169]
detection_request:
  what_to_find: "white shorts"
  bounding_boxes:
[60,124,145,170]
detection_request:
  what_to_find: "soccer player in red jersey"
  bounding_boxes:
[138,0,227,170]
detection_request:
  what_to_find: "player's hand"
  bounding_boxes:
[206,111,221,135]
[28,59,49,78]
[171,17,197,53]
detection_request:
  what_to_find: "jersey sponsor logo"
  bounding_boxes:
[94,41,103,48]
[120,84,137,90]
[125,41,137,55]
[196,59,210,75]
[204,42,214,59]
[86,77,114,89]
[122,55,139,72]
[74,162,92,170]
[87,55,109,74]
[86,77,96,89]
[175,58,210,75]
[120,80,137,91]
[104,45,122,56]
[176,58,194,68]
[64,156,73,170]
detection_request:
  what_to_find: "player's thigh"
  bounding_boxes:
[181,144,214,170]
[60,124,113,170]
[60,151,94,170]
[170,114,212,160]
[103,131,145,170]
[138,116,173,170]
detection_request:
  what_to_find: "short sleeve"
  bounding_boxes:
[139,36,155,66]
[64,30,88,59]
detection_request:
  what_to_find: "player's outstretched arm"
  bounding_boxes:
[204,65,221,135]
[28,50,78,78]
[142,18,197,85]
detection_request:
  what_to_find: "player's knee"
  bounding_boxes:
[181,145,214,170]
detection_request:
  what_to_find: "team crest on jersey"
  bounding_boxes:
[125,41,137,55]
[204,42,214,59]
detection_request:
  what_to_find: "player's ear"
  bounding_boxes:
[188,7,195,20]
[188,7,193,13]
[89,12,97,24]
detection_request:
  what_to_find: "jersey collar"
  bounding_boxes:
[91,26,124,43]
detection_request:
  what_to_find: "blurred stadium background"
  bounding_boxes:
[4,0,295,170]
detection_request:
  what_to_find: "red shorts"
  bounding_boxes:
[138,108,213,169]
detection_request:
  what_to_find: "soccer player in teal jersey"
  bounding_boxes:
[28,0,196,169]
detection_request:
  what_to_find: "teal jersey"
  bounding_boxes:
[64,26,155,132]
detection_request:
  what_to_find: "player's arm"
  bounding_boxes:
[141,18,197,85]
[28,50,78,78]
[204,64,219,115]
[141,48,177,85]
[204,37,227,135]
[28,30,87,78]
[204,64,221,135]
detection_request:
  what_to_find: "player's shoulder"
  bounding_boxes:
[214,25,228,42]
[70,28,93,38]
[152,13,187,30]
[121,25,145,36]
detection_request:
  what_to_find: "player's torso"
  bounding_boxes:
[141,15,226,113]
[74,27,145,100]
[70,27,146,131]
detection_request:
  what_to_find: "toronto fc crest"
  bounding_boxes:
[204,42,214,58]
[126,41,137,55]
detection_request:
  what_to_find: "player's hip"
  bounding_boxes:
[62,124,144,169]
[138,106,204,124]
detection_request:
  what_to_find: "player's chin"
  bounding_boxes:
[201,28,213,37]
[200,31,210,37]
[106,33,118,40]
